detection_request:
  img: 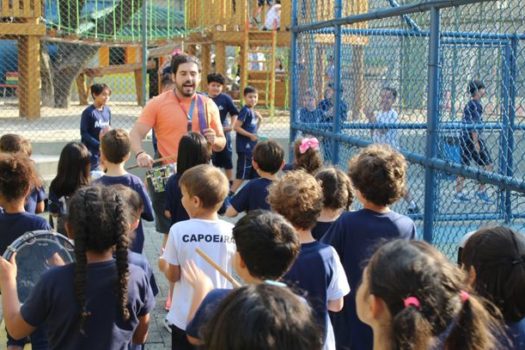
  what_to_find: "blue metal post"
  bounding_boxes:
[141,0,148,106]
[423,6,441,243]
[499,43,511,222]
[504,36,517,222]
[332,0,343,165]
[289,0,299,163]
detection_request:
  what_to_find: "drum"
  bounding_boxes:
[145,164,175,193]
[3,230,75,302]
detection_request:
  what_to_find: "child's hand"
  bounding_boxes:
[0,254,17,287]
[182,260,213,294]
[203,128,216,146]
[249,134,258,142]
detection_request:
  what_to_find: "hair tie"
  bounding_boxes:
[299,137,320,154]
[460,290,470,303]
[403,296,421,310]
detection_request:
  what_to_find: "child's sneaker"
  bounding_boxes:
[476,191,494,204]
[453,192,470,203]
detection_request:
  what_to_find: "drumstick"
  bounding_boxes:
[195,248,241,288]
[126,153,177,170]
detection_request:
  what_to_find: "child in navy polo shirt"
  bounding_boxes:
[184,210,301,345]
[268,170,350,350]
[321,144,416,350]
[162,164,235,350]
[231,86,262,194]
[207,73,239,186]
[0,134,47,214]
[94,128,153,253]
[0,153,50,350]
[225,140,284,217]
[80,83,112,170]
[455,80,494,204]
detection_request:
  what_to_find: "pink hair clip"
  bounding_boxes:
[403,296,421,310]
[299,137,320,154]
[460,290,470,303]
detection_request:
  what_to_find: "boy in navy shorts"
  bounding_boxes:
[225,140,284,216]
[455,80,493,204]
[207,73,239,186]
[231,86,262,193]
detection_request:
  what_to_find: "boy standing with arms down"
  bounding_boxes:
[231,86,262,194]
[162,164,235,350]
[455,80,494,204]
[206,73,239,186]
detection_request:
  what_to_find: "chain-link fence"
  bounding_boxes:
[290,0,525,257]
[0,0,291,144]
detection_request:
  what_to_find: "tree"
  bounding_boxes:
[42,0,144,108]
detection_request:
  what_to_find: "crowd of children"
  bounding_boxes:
[0,57,523,350]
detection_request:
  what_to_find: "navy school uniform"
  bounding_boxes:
[321,209,416,350]
[460,99,492,166]
[211,93,239,170]
[21,261,155,350]
[229,177,272,213]
[186,288,231,340]
[0,211,51,255]
[312,221,335,241]
[128,250,159,297]
[164,173,190,225]
[299,107,322,123]
[80,104,111,170]
[24,186,47,214]
[94,174,154,253]
[235,106,259,180]
[283,241,349,350]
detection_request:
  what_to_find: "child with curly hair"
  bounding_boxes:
[321,144,416,350]
[268,170,350,350]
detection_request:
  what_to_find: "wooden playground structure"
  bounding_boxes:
[1,0,368,119]
[0,0,45,119]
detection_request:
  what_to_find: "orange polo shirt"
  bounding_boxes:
[137,90,222,163]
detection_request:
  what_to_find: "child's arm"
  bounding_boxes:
[233,119,258,142]
[328,298,344,312]
[224,114,238,133]
[164,263,181,283]
[80,110,101,149]
[0,255,36,339]
[132,314,151,344]
[225,205,239,217]
[256,111,263,130]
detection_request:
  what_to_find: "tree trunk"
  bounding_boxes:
[40,44,55,107]
[51,43,98,108]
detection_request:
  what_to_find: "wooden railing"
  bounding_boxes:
[186,0,291,32]
[0,0,42,19]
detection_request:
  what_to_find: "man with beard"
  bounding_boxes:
[130,54,226,168]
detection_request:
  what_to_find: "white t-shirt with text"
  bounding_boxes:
[163,218,235,329]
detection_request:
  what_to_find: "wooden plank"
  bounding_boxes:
[0,23,45,35]
[200,44,211,91]
[134,69,144,106]
[23,0,30,17]
[126,47,139,64]
[34,0,41,17]
[18,35,41,119]
[82,61,155,77]
[99,46,109,67]
[214,41,226,75]
[2,0,10,17]
[213,31,290,46]
[12,0,20,17]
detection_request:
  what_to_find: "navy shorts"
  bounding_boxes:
[460,137,492,167]
[212,148,233,170]
[258,0,272,6]
[236,152,258,180]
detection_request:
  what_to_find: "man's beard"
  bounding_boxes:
[176,82,196,97]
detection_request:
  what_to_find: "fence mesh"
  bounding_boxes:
[291,0,525,258]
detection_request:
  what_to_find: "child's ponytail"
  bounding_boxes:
[113,191,130,321]
[391,299,432,350]
[447,293,509,350]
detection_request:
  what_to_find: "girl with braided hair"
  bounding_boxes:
[0,185,155,350]
[356,239,509,350]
